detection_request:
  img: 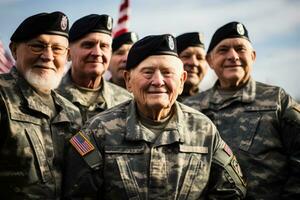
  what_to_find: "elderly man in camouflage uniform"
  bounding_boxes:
[108,31,139,88]
[0,12,82,199]
[184,21,300,199]
[176,32,208,102]
[63,34,246,199]
[57,14,131,123]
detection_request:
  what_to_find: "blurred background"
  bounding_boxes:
[0,0,299,100]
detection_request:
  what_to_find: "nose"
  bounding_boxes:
[227,48,239,61]
[40,46,55,61]
[151,70,165,86]
[91,45,103,56]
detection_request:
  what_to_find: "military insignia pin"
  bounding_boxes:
[236,23,245,35]
[198,33,204,44]
[107,16,113,30]
[60,15,68,31]
[131,32,138,42]
[168,35,175,50]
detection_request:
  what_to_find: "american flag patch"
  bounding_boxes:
[70,131,95,156]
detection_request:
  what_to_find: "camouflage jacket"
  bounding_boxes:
[57,70,132,123]
[184,78,300,200]
[0,67,82,199]
[63,100,246,199]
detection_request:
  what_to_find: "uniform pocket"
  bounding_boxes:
[104,145,145,200]
[25,128,52,183]
[177,145,208,200]
[239,105,278,154]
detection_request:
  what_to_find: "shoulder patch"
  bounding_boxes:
[223,143,233,156]
[293,104,300,113]
[70,131,95,156]
[231,156,246,186]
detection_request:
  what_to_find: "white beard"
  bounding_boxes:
[25,69,63,93]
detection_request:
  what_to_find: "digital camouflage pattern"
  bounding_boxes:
[57,70,132,123]
[0,67,82,199]
[64,100,246,199]
[184,78,300,200]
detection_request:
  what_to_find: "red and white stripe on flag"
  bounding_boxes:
[0,40,14,74]
[113,0,130,38]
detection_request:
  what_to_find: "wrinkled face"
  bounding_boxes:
[207,38,256,88]
[69,32,112,79]
[179,46,207,87]
[10,34,68,93]
[108,43,133,87]
[124,55,187,115]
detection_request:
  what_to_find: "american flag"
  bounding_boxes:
[70,131,95,156]
[0,40,14,74]
[113,0,130,38]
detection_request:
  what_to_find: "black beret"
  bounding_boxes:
[176,32,205,54]
[112,32,139,52]
[207,21,250,53]
[126,34,178,70]
[69,14,113,42]
[10,11,69,42]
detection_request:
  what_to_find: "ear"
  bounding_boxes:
[178,70,187,95]
[251,50,256,62]
[9,42,18,60]
[206,53,214,70]
[67,48,71,61]
[123,70,132,92]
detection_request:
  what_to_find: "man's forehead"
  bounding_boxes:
[137,55,182,68]
[76,32,112,42]
[27,34,69,43]
[216,38,251,47]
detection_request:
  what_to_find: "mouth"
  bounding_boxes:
[33,65,56,71]
[224,64,242,68]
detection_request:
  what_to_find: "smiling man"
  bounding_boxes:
[0,12,82,199]
[184,21,300,199]
[57,14,132,123]
[63,34,246,199]
[176,32,208,102]
[108,31,139,88]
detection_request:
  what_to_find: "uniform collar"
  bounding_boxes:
[209,78,256,106]
[60,70,108,108]
[125,100,185,145]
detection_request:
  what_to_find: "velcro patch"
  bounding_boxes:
[223,144,233,156]
[70,131,95,156]
[292,104,300,113]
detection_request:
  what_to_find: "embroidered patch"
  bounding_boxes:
[223,144,233,156]
[70,131,95,156]
[231,156,246,186]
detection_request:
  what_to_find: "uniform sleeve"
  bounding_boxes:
[280,94,300,199]
[0,94,8,148]
[63,130,103,199]
[206,130,246,200]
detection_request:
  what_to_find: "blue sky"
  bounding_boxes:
[0,0,299,99]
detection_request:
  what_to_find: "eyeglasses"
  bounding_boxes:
[27,43,68,56]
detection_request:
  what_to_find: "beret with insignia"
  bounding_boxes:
[126,34,178,70]
[176,32,205,54]
[69,14,113,42]
[112,32,139,52]
[207,21,250,53]
[10,11,69,42]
